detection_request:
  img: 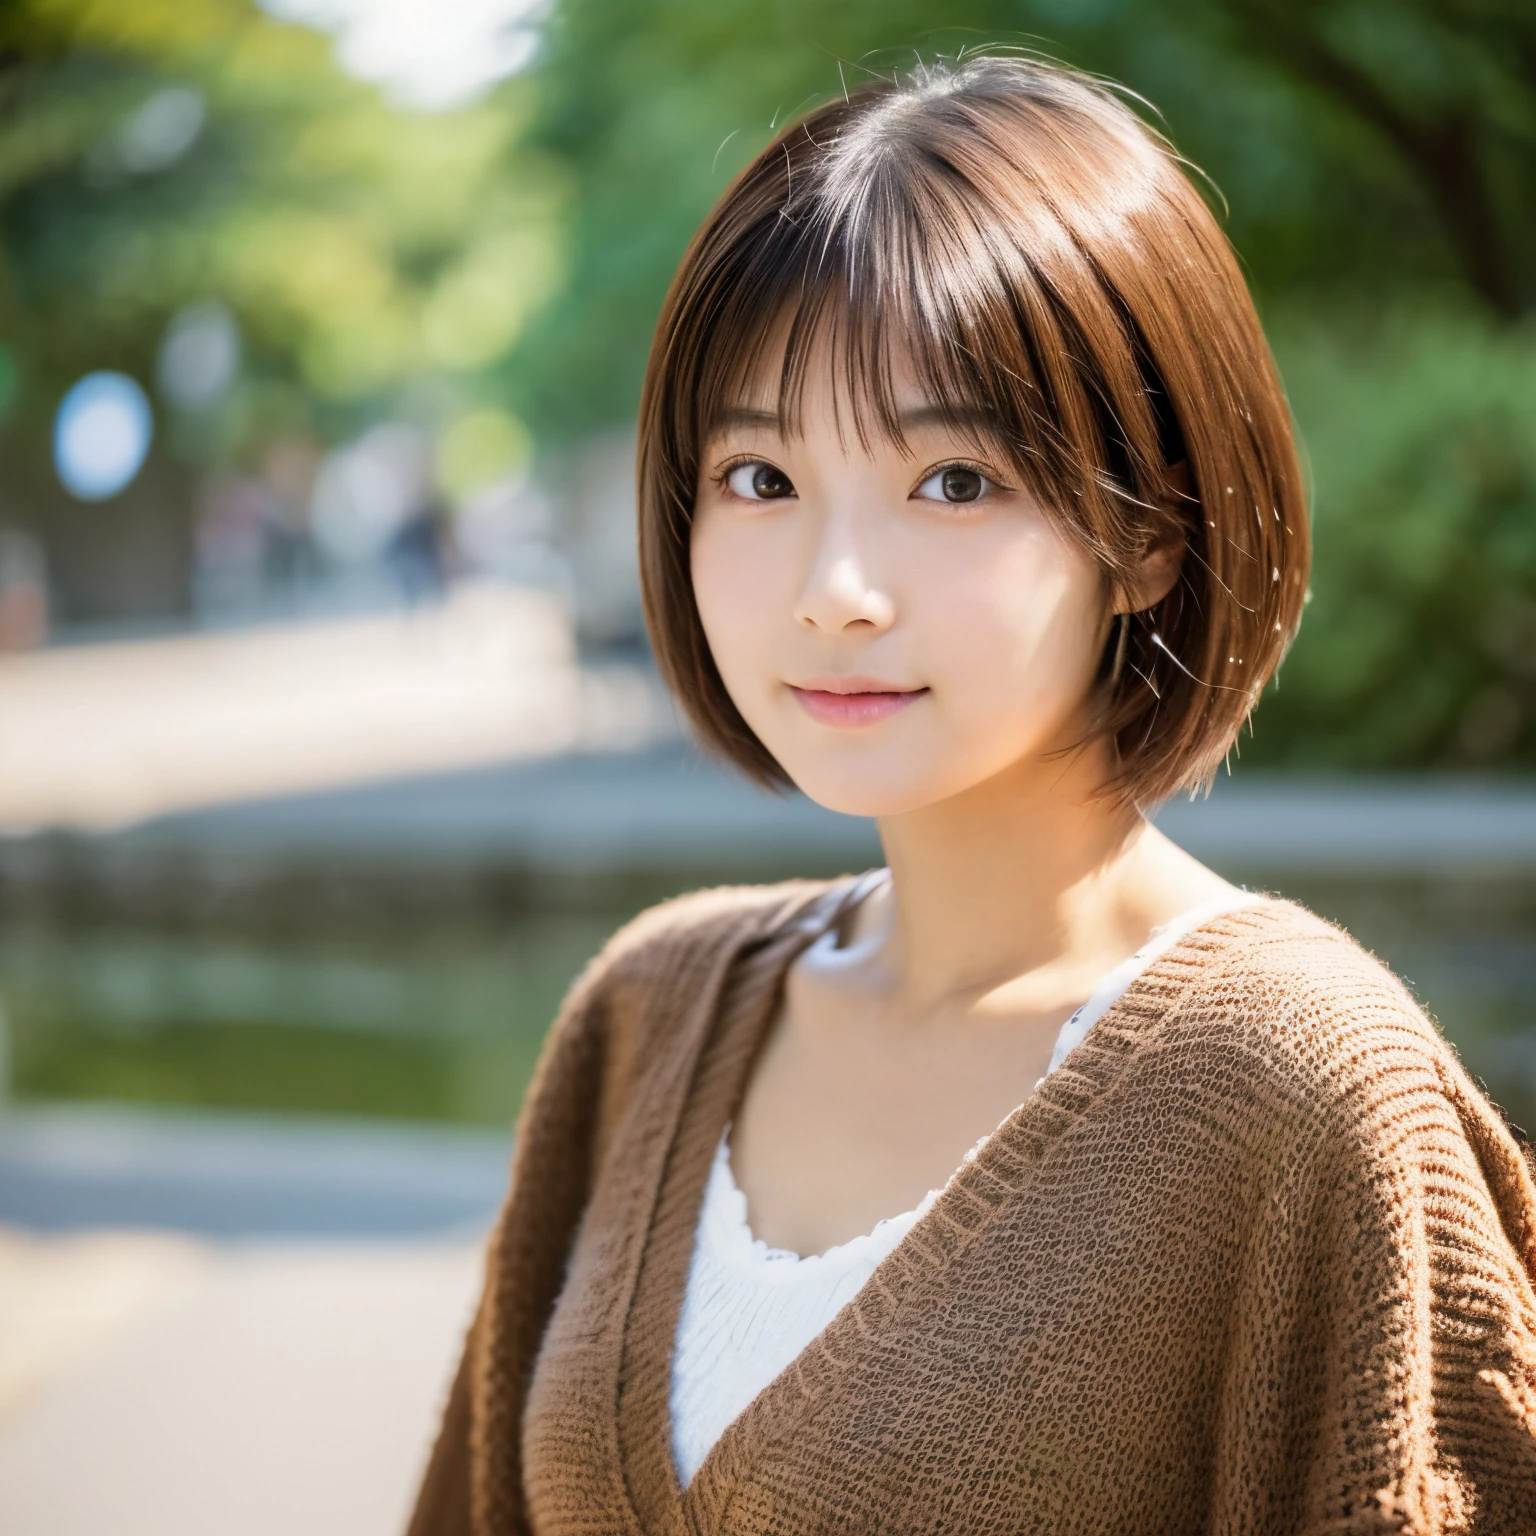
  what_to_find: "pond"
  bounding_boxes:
[4,868,1534,1137]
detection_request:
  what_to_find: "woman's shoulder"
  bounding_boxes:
[1184,897,1536,1298]
[1188,897,1451,1072]
[1169,896,1461,1097]
[1174,898,1534,1186]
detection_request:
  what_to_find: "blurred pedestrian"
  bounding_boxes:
[386,499,450,605]
[0,529,48,651]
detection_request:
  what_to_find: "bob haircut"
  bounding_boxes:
[638,54,1309,806]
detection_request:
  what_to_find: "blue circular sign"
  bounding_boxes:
[54,371,153,502]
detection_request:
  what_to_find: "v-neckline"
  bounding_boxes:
[615,882,1276,1534]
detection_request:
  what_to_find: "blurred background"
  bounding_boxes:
[0,0,1531,1531]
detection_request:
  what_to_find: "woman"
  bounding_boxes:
[411,55,1536,1533]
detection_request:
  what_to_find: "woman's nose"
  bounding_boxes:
[792,514,896,633]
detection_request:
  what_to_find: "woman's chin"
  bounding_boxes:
[771,757,957,821]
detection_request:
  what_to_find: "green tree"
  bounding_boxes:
[0,0,565,425]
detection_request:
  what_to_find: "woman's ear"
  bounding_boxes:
[1117,460,1190,615]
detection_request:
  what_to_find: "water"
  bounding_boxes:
[2,909,620,1127]
[3,873,1533,1135]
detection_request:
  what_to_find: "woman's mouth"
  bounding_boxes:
[787,679,929,728]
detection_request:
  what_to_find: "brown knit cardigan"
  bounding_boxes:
[408,879,1536,1535]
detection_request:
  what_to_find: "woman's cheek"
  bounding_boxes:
[929,531,1102,736]
[691,511,780,704]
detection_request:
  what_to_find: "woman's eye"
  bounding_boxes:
[915,465,990,504]
[725,461,795,501]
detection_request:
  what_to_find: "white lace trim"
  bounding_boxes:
[699,1132,940,1285]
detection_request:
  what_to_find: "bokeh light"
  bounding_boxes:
[115,87,206,175]
[158,302,241,411]
[52,372,154,502]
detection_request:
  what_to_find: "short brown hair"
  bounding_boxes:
[637,54,1309,805]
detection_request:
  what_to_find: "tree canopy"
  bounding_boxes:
[0,0,562,453]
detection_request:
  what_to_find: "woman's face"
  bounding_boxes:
[690,354,1119,819]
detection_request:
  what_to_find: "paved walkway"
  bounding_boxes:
[0,583,670,833]
[0,1109,507,1536]
[0,1226,480,1536]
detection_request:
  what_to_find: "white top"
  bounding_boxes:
[668,885,1258,1487]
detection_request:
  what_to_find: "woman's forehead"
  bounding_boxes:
[706,398,1001,449]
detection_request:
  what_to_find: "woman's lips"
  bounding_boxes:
[788,682,929,728]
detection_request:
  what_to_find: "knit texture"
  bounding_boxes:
[407,881,1536,1535]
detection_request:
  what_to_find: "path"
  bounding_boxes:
[0,1109,507,1536]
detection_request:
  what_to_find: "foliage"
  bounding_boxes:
[1250,311,1536,770]
[0,0,565,451]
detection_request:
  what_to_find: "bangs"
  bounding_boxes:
[694,209,1020,469]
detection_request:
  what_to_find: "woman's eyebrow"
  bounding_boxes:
[711,406,782,433]
[895,404,1000,433]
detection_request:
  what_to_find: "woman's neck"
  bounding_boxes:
[869,743,1234,1015]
